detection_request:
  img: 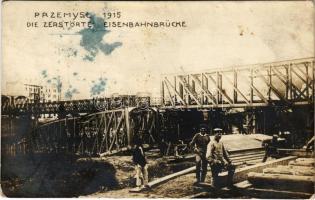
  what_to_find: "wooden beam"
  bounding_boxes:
[295,81,313,100]
[164,77,186,105]
[219,156,297,184]
[272,67,307,99]
[112,114,125,151]
[190,74,217,106]
[291,66,308,84]
[289,158,315,167]
[263,165,315,176]
[242,187,313,199]
[238,72,269,104]
[183,192,209,199]
[125,108,132,147]
[99,112,114,153]
[131,166,196,192]
[205,73,233,105]
[247,172,314,193]
[164,80,175,106]
[99,146,128,157]
[177,76,202,106]
[277,148,314,158]
[220,72,250,104]
[255,69,289,103]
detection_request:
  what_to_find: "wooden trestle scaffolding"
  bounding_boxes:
[161,57,314,108]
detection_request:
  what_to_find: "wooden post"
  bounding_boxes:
[289,64,293,99]
[234,69,237,104]
[161,78,165,106]
[285,65,289,99]
[250,68,254,104]
[125,108,132,148]
[312,60,315,102]
[305,63,309,99]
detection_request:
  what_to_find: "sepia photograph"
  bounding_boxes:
[1,1,314,198]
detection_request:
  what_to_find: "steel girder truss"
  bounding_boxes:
[161,57,314,108]
[29,107,157,156]
[1,96,150,117]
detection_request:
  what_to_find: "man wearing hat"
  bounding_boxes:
[189,124,211,184]
[206,131,235,188]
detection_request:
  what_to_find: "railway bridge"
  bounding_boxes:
[1,57,314,156]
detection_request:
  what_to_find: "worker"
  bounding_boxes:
[262,134,279,162]
[132,136,149,189]
[189,124,211,184]
[206,132,235,188]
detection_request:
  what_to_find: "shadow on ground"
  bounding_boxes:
[1,153,118,197]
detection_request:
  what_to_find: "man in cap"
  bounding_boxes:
[206,131,235,188]
[189,124,211,184]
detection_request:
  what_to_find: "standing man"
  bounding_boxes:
[206,131,235,188]
[132,136,149,189]
[190,124,211,184]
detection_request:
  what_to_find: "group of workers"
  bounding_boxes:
[131,124,235,189]
[190,124,235,188]
[131,125,314,189]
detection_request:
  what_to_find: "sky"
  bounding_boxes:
[2,1,314,100]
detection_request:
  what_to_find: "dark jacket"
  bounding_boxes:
[190,133,211,155]
[132,145,147,167]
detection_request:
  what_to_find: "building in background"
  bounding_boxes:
[5,82,59,103]
[24,84,59,103]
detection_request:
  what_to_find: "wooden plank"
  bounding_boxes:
[289,159,315,167]
[230,153,265,161]
[277,148,315,158]
[248,172,315,183]
[184,192,209,199]
[219,156,297,184]
[229,150,265,158]
[234,180,252,189]
[243,187,313,199]
[248,172,315,193]
[263,165,315,176]
[231,157,264,165]
[131,166,196,192]
[99,147,128,157]
[296,158,315,163]
[233,158,264,166]
[130,153,294,193]
[148,166,195,187]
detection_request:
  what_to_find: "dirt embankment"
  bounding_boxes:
[1,150,194,197]
[1,153,119,197]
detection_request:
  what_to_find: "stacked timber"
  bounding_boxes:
[247,157,315,197]
[229,148,265,166]
[263,165,315,176]
[288,158,315,167]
